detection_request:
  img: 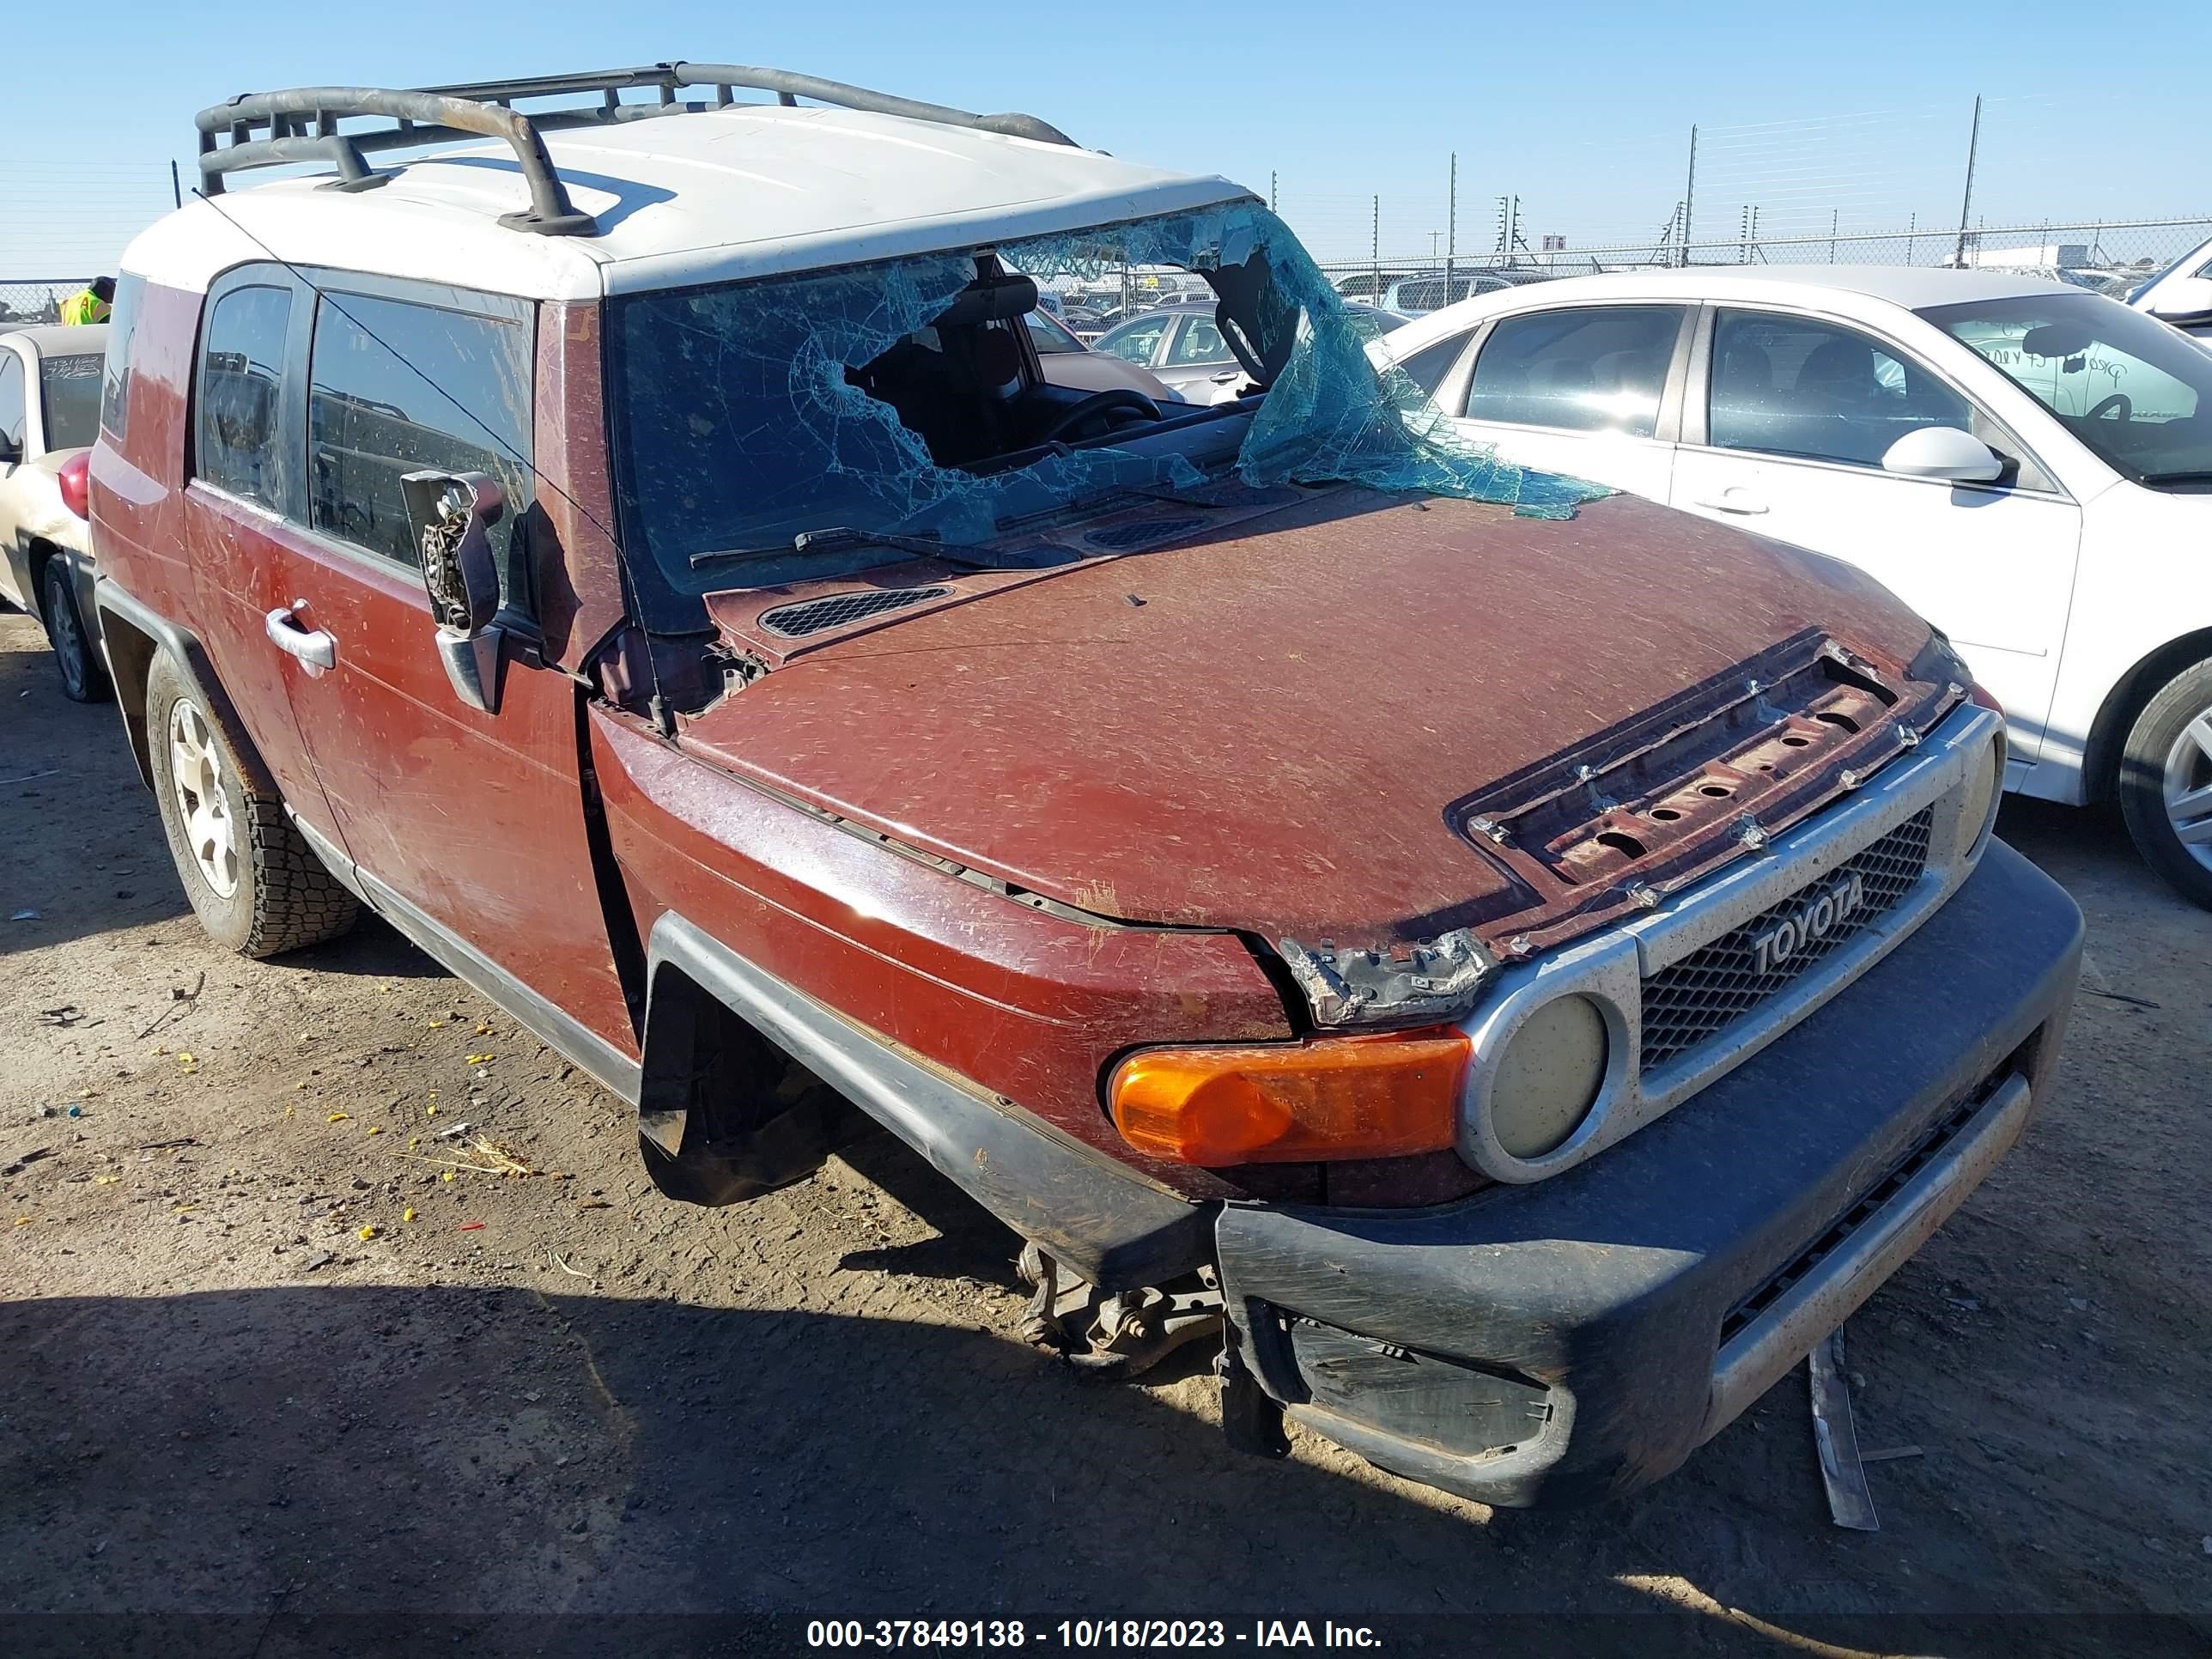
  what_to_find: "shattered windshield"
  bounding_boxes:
[607,200,1602,623]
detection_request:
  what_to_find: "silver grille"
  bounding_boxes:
[1641,809,1935,1068]
[1085,515,1206,551]
[757,586,951,638]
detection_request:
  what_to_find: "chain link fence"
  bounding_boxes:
[0,280,93,327]
[9,215,2208,329]
[1310,217,2212,306]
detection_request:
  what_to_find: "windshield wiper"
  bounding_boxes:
[690,526,1066,572]
[2137,469,2212,486]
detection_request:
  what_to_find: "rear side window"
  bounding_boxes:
[100,273,145,441]
[40,353,105,450]
[307,293,532,587]
[1100,316,1169,364]
[1466,305,1686,436]
[197,284,293,510]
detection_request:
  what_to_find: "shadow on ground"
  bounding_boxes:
[3,1278,2204,1659]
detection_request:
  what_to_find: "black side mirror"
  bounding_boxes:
[0,436,20,467]
[401,470,506,713]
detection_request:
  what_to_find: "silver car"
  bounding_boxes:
[1091,301,1413,401]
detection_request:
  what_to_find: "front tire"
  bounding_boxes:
[145,653,359,957]
[2118,657,2212,910]
[40,557,109,703]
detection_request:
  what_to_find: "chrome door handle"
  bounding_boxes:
[1693,490,1768,516]
[264,605,336,675]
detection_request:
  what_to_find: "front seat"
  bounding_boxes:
[1794,337,1881,409]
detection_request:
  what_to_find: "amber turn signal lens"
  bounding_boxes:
[1109,1030,1470,1165]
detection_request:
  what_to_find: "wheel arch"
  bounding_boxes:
[2081,627,2212,804]
[93,580,277,798]
[636,913,1213,1289]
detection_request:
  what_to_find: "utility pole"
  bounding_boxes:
[1269,169,1277,213]
[1680,125,1698,269]
[1371,194,1380,307]
[170,159,182,210]
[1446,152,1456,289]
[1429,230,1441,260]
[1829,208,1838,262]
[1954,94,1982,269]
[1907,211,1917,265]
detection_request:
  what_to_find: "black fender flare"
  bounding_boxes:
[638,913,1214,1291]
[92,576,277,797]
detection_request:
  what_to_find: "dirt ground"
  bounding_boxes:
[1,609,2208,1658]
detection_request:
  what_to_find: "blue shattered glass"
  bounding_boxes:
[609,199,1604,616]
[1004,203,1606,520]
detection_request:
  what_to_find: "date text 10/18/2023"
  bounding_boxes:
[806,1620,1383,1649]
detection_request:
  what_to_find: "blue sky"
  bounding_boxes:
[6,0,2207,276]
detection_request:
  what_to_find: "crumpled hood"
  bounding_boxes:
[676,489,1955,949]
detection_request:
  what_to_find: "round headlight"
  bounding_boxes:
[1489,994,1610,1159]
[1958,733,2002,853]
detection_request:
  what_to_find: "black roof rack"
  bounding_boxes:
[193,63,1080,238]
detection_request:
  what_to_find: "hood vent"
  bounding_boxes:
[757,586,951,639]
[1085,515,1206,552]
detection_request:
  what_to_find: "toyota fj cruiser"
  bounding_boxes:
[88,64,2081,1508]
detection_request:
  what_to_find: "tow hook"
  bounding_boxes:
[1015,1243,1225,1384]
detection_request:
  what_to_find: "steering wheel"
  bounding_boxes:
[2087,392,2133,421]
[1036,388,1162,444]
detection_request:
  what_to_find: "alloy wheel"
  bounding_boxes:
[167,700,240,898]
[2163,709,2212,876]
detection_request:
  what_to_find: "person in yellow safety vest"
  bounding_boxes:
[58,276,114,326]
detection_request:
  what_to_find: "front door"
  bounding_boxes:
[1669,307,2081,763]
[199,269,637,1076]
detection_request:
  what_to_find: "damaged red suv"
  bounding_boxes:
[88,64,2081,1507]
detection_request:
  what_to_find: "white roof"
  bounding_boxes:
[123,103,1254,302]
[0,324,111,359]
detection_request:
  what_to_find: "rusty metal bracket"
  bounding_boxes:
[1276,929,1496,1028]
[1808,1324,1880,1531]
[1016,1243,1224,1384]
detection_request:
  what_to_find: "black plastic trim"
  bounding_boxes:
[643,913,1211,1289]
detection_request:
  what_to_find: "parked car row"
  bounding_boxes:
[1371,265,2212,904]
[33,63,2097,1516]
[1091,299,1412,401]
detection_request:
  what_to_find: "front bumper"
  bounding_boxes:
[1214,838,2081,1509]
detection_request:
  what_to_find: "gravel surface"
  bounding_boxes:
[1,612,2206,1656]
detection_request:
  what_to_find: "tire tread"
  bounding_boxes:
[145,653,359,957]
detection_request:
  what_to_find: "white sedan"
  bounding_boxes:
[1374,267,2212,906]
[2127,234,2212,343]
